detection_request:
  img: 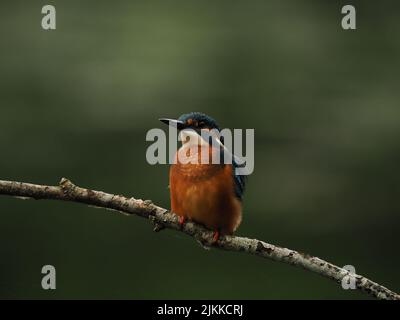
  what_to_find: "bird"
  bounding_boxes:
[160,112,246,242]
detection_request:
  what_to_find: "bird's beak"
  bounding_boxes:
[159,118,185,130]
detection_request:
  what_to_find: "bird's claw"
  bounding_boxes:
[178,216,186,226]
[212,230,220,244]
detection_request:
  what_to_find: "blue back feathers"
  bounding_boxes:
[233,160,247,201]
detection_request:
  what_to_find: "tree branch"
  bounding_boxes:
[0,178,398,300]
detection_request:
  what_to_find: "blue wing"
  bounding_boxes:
[211,134,247,201]
[233,159,247,201]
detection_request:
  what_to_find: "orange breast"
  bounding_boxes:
[169,145,242,234]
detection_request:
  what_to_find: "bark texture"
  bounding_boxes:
[0,178,399,300]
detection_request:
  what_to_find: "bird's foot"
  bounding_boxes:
[212,230,220,244]
[178,216,186,226]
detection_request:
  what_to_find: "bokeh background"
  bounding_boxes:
[0,0,399,299]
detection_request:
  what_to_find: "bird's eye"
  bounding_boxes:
[199,121,205,127]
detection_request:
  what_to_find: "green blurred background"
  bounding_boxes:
[0,0,399,299]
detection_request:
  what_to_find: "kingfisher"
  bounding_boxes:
[160,112,246,242]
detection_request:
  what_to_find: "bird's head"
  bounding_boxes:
[159,112,220,131]
[160,112,220,146]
